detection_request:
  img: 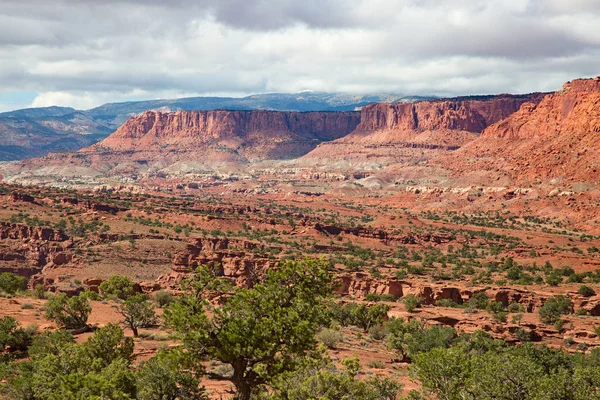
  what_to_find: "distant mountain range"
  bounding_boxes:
[0,92,431,161]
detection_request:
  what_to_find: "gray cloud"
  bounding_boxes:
[1,0,599,111]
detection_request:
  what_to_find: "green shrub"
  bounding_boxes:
[539,296,573,324]
[367,360,386,369]
[153,290,175,307]
[493,312,508,323]
[515,327,531,342]
[99,275,136,300]
[364,293,397,302]
[403,294,422,313]
[511,313,523,325]
[436,299,462,308]
[368,324,388,341]
[330,303,390,332]
[386,318,456,360]
[578,285,596,297]
[0,273,27,295]
[316,328,344,349]
[33,283,46,299]
[469,292,489,309]
[486,301,506,314]
[546,273,562,286]
[508,302,523,313]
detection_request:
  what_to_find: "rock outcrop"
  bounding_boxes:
[451,77,600,186]
[0,222,67,242]
[159,237,277,288]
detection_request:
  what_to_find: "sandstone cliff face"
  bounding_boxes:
[451,77,600,185]
[92,109,360,158]
[480,78,600,140]
[357,94,546,133]
[299,95,544,167]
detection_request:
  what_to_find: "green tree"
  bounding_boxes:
[0,273,27,295]
[330,302,390,332]
[44,292,92,331]
[164,258,335,400]
[2,324,136,400]
[351,303,391,332]
[539,296,573,324]
[116,293,157,337]
[137,350,207,400]
[0,316,36,356]
[469,292,489,309]
[386,318,455,361]
[412,347,472,400]
[99,275,136,300]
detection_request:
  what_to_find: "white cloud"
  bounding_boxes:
[0,0,599,111]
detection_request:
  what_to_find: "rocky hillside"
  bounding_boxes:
[446,77,600,187]
[0,112,112,161]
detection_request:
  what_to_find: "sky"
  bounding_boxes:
[1,0,599,112]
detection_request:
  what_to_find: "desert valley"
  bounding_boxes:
[0,75,599,399]
[2,1,600,398]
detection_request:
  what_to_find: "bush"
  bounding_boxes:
[316,328,344,349]
[0,273,27,295]
[493,312,508,323]
[577,285,596,297]
[486,301,506,314]
[511,313,523,325]
[330,303,390,332]
[508,302,523,313]
[33,284,46,299]
[367,360,386,369]
[546,273,562,286]
[153,290,175,307]
[436,299,462,308]
[469,292,489,309]
[137,350,207,400]
[515,327,531,342]
[364,293,397,302]
[403,294,422,313]
[0,316,37,353]
[368,324,388,341]
[99,275,136,300]
[539,296,573,324]
[386,318,456,360]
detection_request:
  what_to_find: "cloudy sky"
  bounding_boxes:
[1,0,599,112]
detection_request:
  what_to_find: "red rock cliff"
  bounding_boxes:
[480,77,600,140]
[450,77,600,185]
[93,109,360,152]
[357,94,546,133]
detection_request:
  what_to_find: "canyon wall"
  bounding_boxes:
[357,94,546,133]
[93,109,361,151]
